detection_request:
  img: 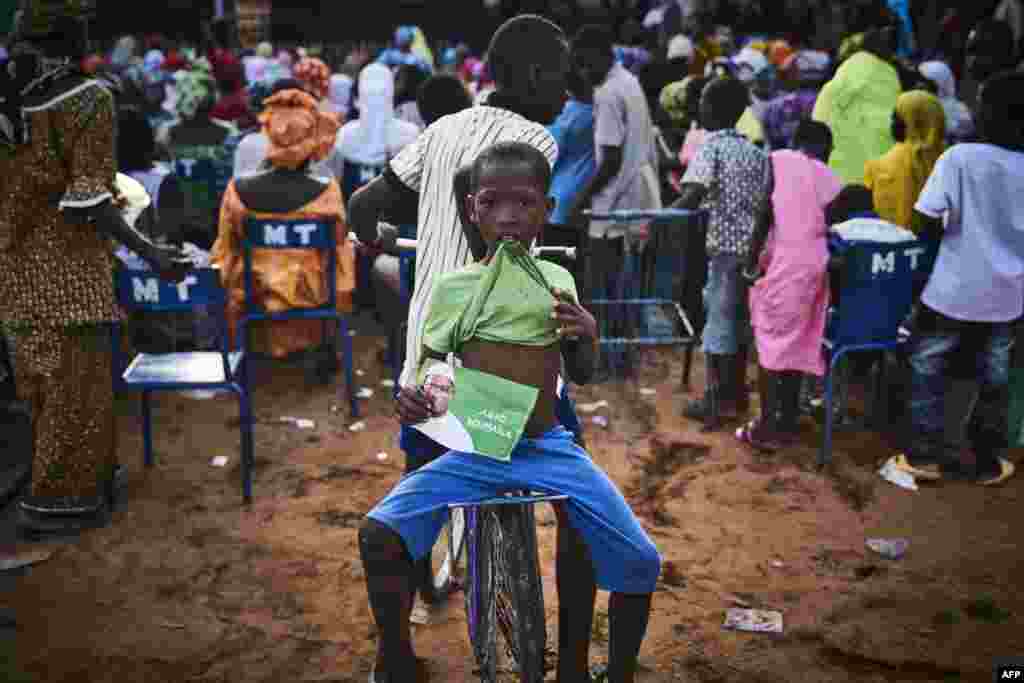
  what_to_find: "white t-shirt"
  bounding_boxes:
[589,63,661,240]
[915,143,1024,323]
[389,105,558,387]
[232,131,345,180]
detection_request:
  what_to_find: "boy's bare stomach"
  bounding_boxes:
[459,339,562,438]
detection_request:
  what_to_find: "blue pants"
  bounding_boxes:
[702,253,752,355]
[369,426,662,594]
[906,305,1013,470]
[401,383,583,472]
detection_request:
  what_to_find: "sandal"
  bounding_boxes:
[977,457,1015,486]
[735,419,783,452]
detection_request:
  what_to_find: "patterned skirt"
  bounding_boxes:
[4,322,117,501]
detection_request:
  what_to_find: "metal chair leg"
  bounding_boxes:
[819,355,836,467]
[682,343,695,391]
[142,390,154,467]
[340,317,358,418]
[239,390,254,504]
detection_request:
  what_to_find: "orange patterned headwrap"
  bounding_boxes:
[258,89,340,170]
[293,57,331,100]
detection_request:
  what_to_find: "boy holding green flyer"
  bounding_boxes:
[360,142,661,683]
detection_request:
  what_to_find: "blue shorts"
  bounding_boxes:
[702,252,753,355]
[368,426,662,595]
[401,383,583,472]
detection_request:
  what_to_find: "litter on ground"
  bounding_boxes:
[723,608,783,634]
[348,421,367,432]
[211,456,230,468]
[866,538,908,560]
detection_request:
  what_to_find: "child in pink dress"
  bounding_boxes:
[739,121,843,449]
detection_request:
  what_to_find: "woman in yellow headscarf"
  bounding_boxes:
[211,89,355,364]
[864,90,946,230]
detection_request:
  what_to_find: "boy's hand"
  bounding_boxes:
[552,288,597,341]
[395,386,435,425]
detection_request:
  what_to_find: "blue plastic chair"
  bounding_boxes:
[171,149,235,246]
[240,216,358,418]
[112,267,255,502]
[386,225,418,392]
[819,239,938,465]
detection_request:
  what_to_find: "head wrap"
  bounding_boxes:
[667,34,694,61]
[767,40,794,68]
[109,35,138,69]
[659,80,689,123]
[248,79,274,114]
[895,90,946,190]
[293,57,330,99]
[732,47,769,84]
[256,42,273,59]
[395,26,415,48]
[174,58,216,120]
[339,63,396,166]
[918,61,955,100]
[259,88,340,170]
[410,27,435,71]
[782,50,831,85]
[326,73,353,117]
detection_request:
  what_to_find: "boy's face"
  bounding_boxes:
[467,162,554,253]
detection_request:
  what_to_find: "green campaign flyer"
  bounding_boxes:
[413,366,538,462]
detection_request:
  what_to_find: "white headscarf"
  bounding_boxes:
[327,73,354,117]
[918,61,975,142]
[339,63,396,166]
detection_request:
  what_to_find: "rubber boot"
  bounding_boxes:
[685,354,730,431]
[776,371,803,440]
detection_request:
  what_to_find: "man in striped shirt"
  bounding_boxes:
[351,15,615,683]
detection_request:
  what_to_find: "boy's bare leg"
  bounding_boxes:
[359,519,423,681]
[555,503,597,683]
[607,592,654,683]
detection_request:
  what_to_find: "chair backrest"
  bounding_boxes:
[116,267,226,311]
[113,267,233,383]
[242,216,339,312]
[341,160,386,203]
[172,149,234,215]
[830,239,938,347]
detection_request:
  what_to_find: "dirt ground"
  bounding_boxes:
[3,318,1022,683]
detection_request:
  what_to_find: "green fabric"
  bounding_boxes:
[812,51,900,185]
[422,240,578,363]
[0,0,17,35]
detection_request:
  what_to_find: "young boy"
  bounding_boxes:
[885,70,1024,485]
[673,77,772,430]
[359,142,661,683]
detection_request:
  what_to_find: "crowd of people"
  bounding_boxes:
[1,0,1024,680]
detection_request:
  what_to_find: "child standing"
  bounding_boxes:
[885,71,1024,485]
[739,121,843,448]
[674,77,772,429]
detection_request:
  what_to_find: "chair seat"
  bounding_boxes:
[123,351,244,386]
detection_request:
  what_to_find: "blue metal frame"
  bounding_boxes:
[112,267,255,502]
[583,208,707,387]
[240,216,358,417]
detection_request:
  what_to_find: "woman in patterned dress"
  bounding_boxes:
[0,0,188,538]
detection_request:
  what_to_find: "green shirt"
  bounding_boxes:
[422,241,578,359]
